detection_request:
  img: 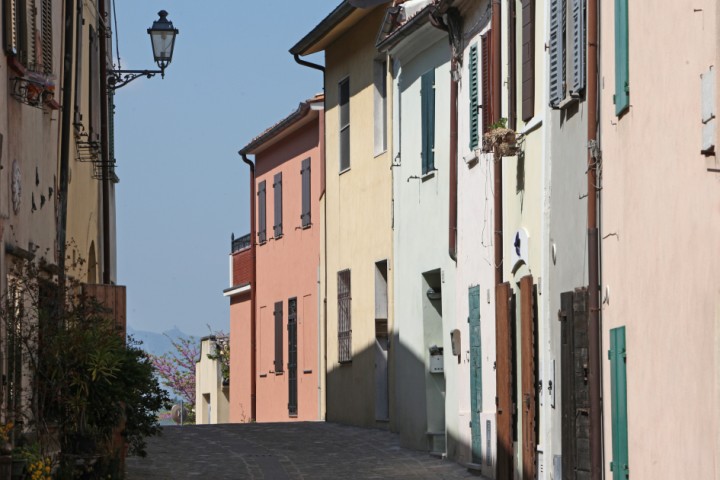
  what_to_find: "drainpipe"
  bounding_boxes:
[491,0,503,287]
[58,0,76,282]
[586,0,602,476]
[293,54,326,74]
[240,153,257,422]
[99,0,111,284]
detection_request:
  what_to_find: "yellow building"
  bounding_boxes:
[291,1,395,429]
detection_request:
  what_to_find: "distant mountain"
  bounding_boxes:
[127,325,196,358]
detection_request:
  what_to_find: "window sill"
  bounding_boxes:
[374,148,388,159]
[520,116,543,135]
[300,223,312,230]
[421,169,437,181]
[274,234,283,240]
[339,360,352,365]
[339,167,351,176]
[275,371,284,376]
[303,369,313,374]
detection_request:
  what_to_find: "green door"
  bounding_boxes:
[469,286,482,463]
[610,326,629,479]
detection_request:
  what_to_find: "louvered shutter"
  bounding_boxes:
[73,0,83,125]
[421,69,435,174]
[548,0,564,108]
[89,26,100,141]
[614,0,629,115]
[569,0,586,97]
[257,180,266,243]
[273,172,283,237]
[481,32,492,132]
[469,44,479,150]
[40,0,51,74]
[5,0,19,55]
[274,301,284,372]
[521,0,535,121]
[609,326,629,479]
[301,158,311,227]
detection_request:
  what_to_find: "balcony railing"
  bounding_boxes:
[231,233,251,253]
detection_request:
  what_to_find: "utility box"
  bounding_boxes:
[429,345,444,373]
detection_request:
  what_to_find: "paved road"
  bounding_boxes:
[126,422,485,479]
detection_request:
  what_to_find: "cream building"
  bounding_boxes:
[195,336,230,425]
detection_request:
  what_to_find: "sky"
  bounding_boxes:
[113,1,330,336]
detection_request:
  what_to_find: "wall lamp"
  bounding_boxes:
[107,10,179,90]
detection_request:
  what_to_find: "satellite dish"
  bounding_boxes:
[170,404,186,425]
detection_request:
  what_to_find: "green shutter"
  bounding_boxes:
[421,69,435,174]
[469,45,479,150]
[469,286,482,463]
[614,0,629,115]
[609,326,629,479]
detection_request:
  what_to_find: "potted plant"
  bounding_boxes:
[482,118,520,157]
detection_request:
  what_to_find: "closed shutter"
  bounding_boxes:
[274,301,284,372]
[339,78,350,172]
[257,180,266,243]
[521,0,535,121]
[421,69,435,174]
[301,158,311,227]
[548,0,564,108]
[4,0,19,54]
[469,44,479,150]
[520,275,537,480]
[273,172,283,238]
[481,32,492,132]
[614,0,629,115]
[609,326,629,479]
[89,26,100,142]
[337,270,352,363]
[73,0,83,125]
[469,285,482,463]
[40,0,51,74]
[569,0,586,97]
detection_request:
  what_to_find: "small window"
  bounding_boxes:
[273,172,283,238]
[549,0,587,108]
[337,269,352,363]
[274,301,284,372]
[257,180,266,243]
[373,60,387,155]
[421,69,435,174]
[521,0,536,121]
[301,158,311,227]
[339,78,350,172]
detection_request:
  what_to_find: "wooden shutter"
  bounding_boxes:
[521,0,535,121]
[73,0,83,125]
[257,180,266,243]
[614,0,629,115]
[274,301,283,372]
[469,45,480,149]
[481,32,492,133]
[273,172,283,238]
[89,26,100,142]
[609,326,629,479]
[548,0,564,108]
[520,275,537,480]
[301,158,311,228]
[4,0,19,54]
[40,0,51,74]
[495,282,513,480]
[469,286,482,463]
[287,298,298,415]
[569,0,586,97]
[421,69,435,174]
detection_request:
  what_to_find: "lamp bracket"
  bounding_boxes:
[107,69,163,91]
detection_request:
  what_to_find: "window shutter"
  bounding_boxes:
[4,0,19,55]
[521,0,535,121]
[89,26,101,142]
[73,0,83,125]
[548,0,564,108]
[273,172,283,238]
[421,69,435,174]
[614,0,629,115]
[469,45,480,150]
[301,158,311,227]
[609,326,629,479]
[40,0,52,74]
[569,0,586,97]
[339,79,350,172]
[274,301,284,372]
[337,270,352,363]
[257,180,266,243]
[481,31,492,133]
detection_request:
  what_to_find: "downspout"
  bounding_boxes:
[491,0,503,287]
[240,153,257,422]
[58,0,76,281]
[99,0,111,284]
[292,53,325,421]
[586,0,602,477]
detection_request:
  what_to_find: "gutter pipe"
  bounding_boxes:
[240,153,257,422]
[58,0,75,281]
[586,0,602,476]
[293,54,326,73]
[492,0,503,287]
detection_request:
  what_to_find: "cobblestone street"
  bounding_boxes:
[126,422,485,479]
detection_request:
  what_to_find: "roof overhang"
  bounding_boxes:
[223,283,251,297]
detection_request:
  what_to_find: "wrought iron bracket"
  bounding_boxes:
[107,69,163,90]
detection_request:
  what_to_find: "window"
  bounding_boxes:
[301,158,311,228]
[549,0,586,108]
[274,301,284,372]
[609,326,629,480]
[521,0,536,121]
[421,69,435,174]
[4,0,53,74]
[73,0,83,125]
[257,180,266,243]
[337,269,352,363]
[614,0,629,115]
[374,60,387,155]
[287,297,298,416]
[89,26,101,141]
[339,78,350,172]
[469,44,480,149]
[273,172,283,238]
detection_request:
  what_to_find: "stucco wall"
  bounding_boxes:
[229,292,252,422]
[323,7,395,430]
[196,337,230,424]
[600,1,719,478]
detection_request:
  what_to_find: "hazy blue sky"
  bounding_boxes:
[114,2,329,336]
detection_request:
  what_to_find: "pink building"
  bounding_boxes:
[228,95,324,422]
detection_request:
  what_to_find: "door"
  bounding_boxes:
[520,275,537,480]
[288,298,298,416]
[495,282,513,480]
[469,286,483,463]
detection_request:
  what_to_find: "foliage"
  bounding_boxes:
[488,117,508,130]
[0,256,170,471]
[205,328,230,384]
[151,335,199,420]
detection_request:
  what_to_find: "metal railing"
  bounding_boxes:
[231,233,251,253]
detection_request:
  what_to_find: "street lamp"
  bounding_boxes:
[108,10,179,90]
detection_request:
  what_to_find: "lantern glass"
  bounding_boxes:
[147,10,178,70]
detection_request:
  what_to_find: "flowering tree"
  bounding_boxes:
[151,336,199,411]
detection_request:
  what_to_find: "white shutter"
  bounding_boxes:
[569,0,585,97]
[548,0,564,107]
